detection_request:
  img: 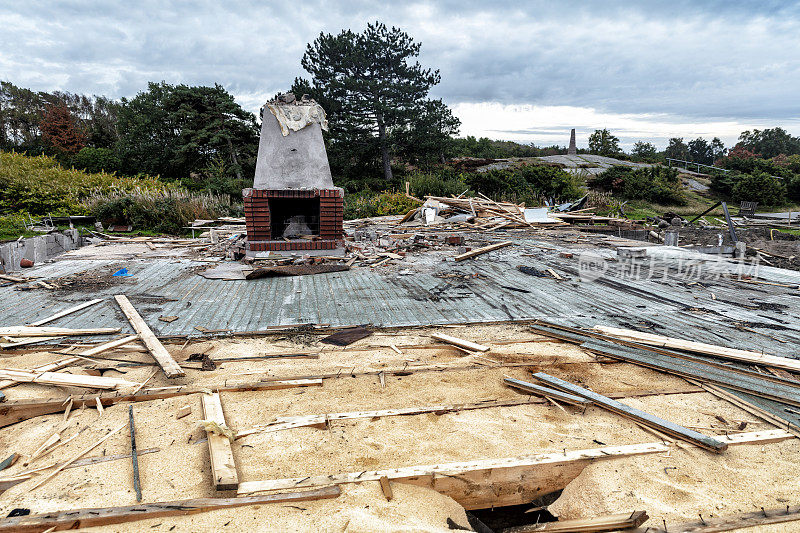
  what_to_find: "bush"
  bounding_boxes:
[731,171,787,206]
[463,164,584,204]
[406,169,469,198]
[72,147,121,173]
[344,191,420,220]
[86,188,236,234]
[589,165,685,205]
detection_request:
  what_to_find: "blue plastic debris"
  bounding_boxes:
[112,268,132,277]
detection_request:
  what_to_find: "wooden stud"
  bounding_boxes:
[27,299,104,327]
[431,333,490,353]
[453,240,513,261]
[504,510,648,532]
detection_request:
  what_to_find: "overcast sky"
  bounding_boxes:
[3,1,800,149]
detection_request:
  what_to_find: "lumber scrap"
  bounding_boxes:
[592,325,800,373]
[643,505,800,532]
[27,299,104,326]
[379,476,393,501]
[200,393,239,490]
[504,510,648,532]
[237,441,670,509]
[431,333,490,352]
[30,422,127,490]
[0,369,138,390]
[236,398,540,439]
[0,327,121,337]
[0,378,322,429]
[0,486,340,532]
[454,240,513,261]
[530,373,728,453]
[0,336,63,349]
[114,295,184,378]
[80,335,140,357]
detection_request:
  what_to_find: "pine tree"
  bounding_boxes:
[296,22,447,181]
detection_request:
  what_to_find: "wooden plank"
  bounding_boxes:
[505,510,648,532]
[0,336,139,391]
[431,333,490,352]
[114,295,184,378]
[642,505,800,532]
[0,327,121,338]
[593,325,800,373]
[200,393,238,490]
[454,240,513,261]
[236,398,543,439]
[80,335,140,357]
[0,486,340,532]
[27,299,104,326]
[237,442,670,509]
[0,336,63,349]
[0,369,138,390]
[531,372,727,453]
[0,379,322,429]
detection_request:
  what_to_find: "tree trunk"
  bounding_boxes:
[377,113,393,181]
[226,136,243,186]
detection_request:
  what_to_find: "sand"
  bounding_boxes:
[0,323,796,531]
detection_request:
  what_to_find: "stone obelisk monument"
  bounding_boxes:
[567,128,577,155]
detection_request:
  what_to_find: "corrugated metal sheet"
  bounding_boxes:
[1,241,799,361]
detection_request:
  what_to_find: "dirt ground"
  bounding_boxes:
[0,324,797,531]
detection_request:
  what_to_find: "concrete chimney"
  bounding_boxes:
[568,129,577,155]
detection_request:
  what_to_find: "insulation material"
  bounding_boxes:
[266,102,329,136]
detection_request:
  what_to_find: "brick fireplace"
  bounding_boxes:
[244,94,344,255]
[243,188,343,252]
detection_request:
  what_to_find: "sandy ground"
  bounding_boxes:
[0,324,797,531]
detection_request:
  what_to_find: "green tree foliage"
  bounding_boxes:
[589,165,685,205]
[731,171,787,205]
[72,147,121,173]
[631,141,657,162]
[395,99,460,166]
[115,82,258,193]
[664,138,689,161]
[464,164,584,203]
[687,138,713,165]
[449,136,561,158]
[293,22,452,181]
[737,127,800,159]
[588,129,620,156]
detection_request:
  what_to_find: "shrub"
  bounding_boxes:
[406,169,469,198]
[72,147,121,173]
[731,171,787,206]
[463,164,584,204]
[86,188,236,234]
[589,165,685,205]
[344,191,420,220]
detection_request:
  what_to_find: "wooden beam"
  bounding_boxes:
[27,299,104,326]
[505,510,649,532]
[0,369,138,390]
[0,486,340,532]
[530,372,727,453]
[592,325,800,373]
[114,295,184,378]
[237,441,670,509]
[454,240,513,261]
[0,327,121,338]
[0,379,322,429]
[200,393,239,490]
[430,333,490,352]
[379,476,393,501]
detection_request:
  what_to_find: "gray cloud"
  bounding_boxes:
[2,0,799,136]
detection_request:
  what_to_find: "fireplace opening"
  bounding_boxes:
[268,197,320,240]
